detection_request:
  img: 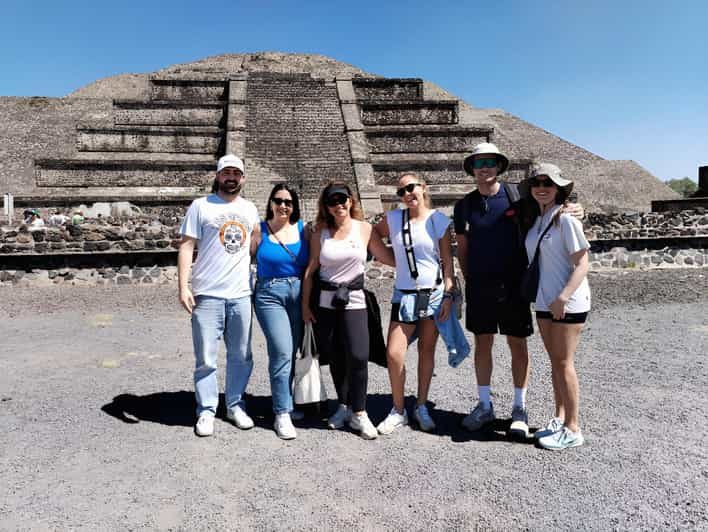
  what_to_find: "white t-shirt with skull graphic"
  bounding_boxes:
[180,194,260,299]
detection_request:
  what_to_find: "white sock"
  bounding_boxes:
[513,387,527,409]
[478,385,491,407]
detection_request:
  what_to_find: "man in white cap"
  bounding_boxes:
[454,143,582,441]
[178,154,261,437]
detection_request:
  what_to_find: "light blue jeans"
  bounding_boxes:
[254,277,303,414]
[191,295,253,417]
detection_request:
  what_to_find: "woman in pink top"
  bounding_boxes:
[301,182,392,439]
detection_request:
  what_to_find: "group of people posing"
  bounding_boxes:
[178,143,591,451]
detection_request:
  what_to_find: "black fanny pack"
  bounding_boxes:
[320,273,365,308]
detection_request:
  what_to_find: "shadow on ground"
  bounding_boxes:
[101,391,536,443]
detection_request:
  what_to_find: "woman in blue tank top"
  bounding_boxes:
[252,184,309,440]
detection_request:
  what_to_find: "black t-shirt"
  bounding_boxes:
[453,185,528,281]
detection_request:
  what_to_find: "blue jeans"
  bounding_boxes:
[254,277,303,414]
[191,295,253,417]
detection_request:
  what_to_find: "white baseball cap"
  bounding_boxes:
[217,154,245,173]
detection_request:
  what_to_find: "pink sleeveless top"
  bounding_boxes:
[319,220,367,310]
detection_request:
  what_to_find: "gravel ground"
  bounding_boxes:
[1,269,707,531]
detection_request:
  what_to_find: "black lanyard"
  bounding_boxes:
[401,209,441,289]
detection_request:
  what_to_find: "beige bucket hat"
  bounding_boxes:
[463,142,510,175]
[518,162,574,198]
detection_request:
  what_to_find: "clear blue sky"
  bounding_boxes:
[2,0,706,182]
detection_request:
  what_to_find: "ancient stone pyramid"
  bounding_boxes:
[0,52,677,217]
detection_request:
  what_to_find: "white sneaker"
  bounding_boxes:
[377,407,408,435]
[195,415,214,437]
[534,417,564,440]
[327,404,351,429]
[348,412,378,440]
[414,404,436,432]
[226,404,254,430]
[274,413,297,440]
[290,409,305,422]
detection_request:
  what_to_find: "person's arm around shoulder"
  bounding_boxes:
[178,235,197,314]
[549,215,590,320]
[301,226,322,323]
[563,201,585,220]
[369,216,395,267]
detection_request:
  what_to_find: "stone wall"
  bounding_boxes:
[1,210,706,287]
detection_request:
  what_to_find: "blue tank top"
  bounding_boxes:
[256,220,309,278]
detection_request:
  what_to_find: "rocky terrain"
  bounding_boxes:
[1,268,706,530]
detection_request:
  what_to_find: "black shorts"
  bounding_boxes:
[465,279,533,338]
[535,311,589,324]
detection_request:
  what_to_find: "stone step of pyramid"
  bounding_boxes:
[113,100,226,127]
[364,125,493,154]
[34,159,214,188]
[76,126,223,154]
[351,78,424,101]
[148,78,229,101]
[359,100,458,126]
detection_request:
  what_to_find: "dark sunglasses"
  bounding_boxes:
[325,194,349,207]
[271,197,293,207]
[472,158,498,169]
[396,183,421,197]
[529,177,556,188]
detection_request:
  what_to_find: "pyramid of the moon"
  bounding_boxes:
[0,52,678,216]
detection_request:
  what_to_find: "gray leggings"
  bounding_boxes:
[316,307,369,412]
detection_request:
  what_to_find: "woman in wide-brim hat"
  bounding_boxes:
[521,162,591,450]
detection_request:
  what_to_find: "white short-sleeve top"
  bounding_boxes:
[525,206,591,313]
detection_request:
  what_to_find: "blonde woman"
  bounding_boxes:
[374,173,455,434]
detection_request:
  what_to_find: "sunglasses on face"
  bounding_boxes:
[271,197,293,207]
[472,158,498,169]
[325,194,349,207]
[529,177,556,188]
[396,182,421,197]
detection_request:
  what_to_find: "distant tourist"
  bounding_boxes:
[520,163,590,450]
[251,183,310,440]
[48,209,70,226]
[71,211,85,224]
[300,182,392,439]
[373,173,466,435]
[23,209,45,227]
[178,154,261,437]
[453,143,583,441]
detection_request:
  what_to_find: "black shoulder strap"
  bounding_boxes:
[265,222,298,262]
[401,208,419,286]
[503,182,521,204]
[529,220,554,264]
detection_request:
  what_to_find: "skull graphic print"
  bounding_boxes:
[219,220,247,255]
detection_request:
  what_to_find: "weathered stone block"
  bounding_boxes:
[84,232,105,241]
[116,275,131,285]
